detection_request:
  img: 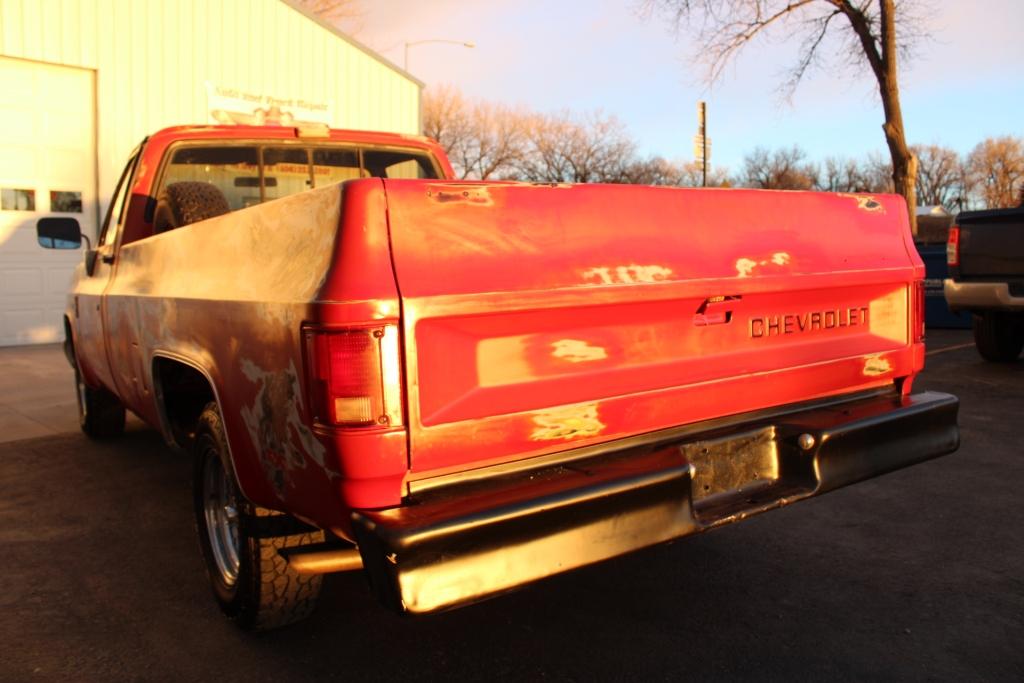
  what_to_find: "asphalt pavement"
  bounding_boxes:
[1,329,1021,681]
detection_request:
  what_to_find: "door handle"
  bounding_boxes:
[693,296,740,326]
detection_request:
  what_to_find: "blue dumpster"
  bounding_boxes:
[915,243,972,329]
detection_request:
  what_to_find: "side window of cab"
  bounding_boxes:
[99,151,140,247]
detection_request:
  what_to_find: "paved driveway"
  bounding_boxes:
[1,330,1021,680]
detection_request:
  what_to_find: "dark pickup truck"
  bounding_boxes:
[945,205,1024,361]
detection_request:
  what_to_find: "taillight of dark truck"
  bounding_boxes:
[946,225,960,267]
[303,325,404,428]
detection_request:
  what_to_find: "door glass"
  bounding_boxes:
[100,153,138,246]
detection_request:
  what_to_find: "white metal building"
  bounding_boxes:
[0,0,422,346]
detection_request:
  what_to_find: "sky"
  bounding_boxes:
[342,0,1023,175]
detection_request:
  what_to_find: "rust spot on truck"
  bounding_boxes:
[240,359,329,495]
[838,193,884,213]
[427,187,494,206]
[529,402,605,442]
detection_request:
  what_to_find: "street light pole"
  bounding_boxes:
[403,39,476,71]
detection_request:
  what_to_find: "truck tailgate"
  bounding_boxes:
[955,207,1024,279]
[382,181,922,478]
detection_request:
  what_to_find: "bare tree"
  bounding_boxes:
[863,151,895,193]
[619,156,730,186]
[677,160,732,187]
[620,156,685,185]
[516,111,637,183]
[967,136,1024,209]
[740,145,818,190]
[423,85,473,176]
[424,89,641,184]
[817,156,877,192]
[644,0,925,232]
[461,102,528,180]
[423,86,526,180]
[293,0,363,34]
[911,144,963,211]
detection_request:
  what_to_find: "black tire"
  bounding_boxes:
[972,312,1024,362]
[192,403,324,630]
[153,181,230,234]
[74,363,125,438]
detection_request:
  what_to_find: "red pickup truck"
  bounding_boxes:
[37,125,959,630]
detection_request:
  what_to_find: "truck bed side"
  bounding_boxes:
[104,181,398,526]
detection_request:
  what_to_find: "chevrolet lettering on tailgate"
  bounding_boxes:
[750,306,870,338]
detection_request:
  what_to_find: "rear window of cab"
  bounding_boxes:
[158,143,441,211]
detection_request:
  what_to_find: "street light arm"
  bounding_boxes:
[404,39,475,70]
[405,39,476,49]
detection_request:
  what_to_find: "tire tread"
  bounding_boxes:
[193,403,323,631]
[972,312,1024,362]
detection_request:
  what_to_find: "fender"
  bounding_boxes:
[150,350,250,503]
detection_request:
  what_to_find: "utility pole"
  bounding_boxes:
[694,101,710,187]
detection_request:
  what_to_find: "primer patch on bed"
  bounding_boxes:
[529,402,605,442]
[551,339,608,363]
[862,354,893,377]
[582,264,673,285]
[736,252,791,278]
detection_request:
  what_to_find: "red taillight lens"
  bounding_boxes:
[914,280,926,343]
[305,325,403,428]
[946,225,960,266]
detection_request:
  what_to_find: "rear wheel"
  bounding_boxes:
[972,312,1024,362]
[74,363,125,438]
[193,403,324,630]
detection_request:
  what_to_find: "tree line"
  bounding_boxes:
[424,85,1024,211]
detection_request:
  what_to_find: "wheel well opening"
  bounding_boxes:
[62,316,76,368]
[153,357,216,447]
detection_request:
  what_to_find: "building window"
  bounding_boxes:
[1,188,36,211]
[50,191,83,213]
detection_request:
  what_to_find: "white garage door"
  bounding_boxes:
[0,57,96,347]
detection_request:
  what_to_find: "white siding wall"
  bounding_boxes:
[0,0,421,215]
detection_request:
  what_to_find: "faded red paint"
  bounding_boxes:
[383,182,924,480]
[62,125,927,540]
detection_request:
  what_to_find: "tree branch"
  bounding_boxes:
[826,0,885,82]
[785,8,842,93]
[703,0,819,82]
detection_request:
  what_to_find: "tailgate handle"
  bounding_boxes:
[693,296,740,326]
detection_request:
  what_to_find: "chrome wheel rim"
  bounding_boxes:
[75,370,87,424]
[202,450,241,587]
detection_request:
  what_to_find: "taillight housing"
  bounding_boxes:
[304,325,403,428]
[946,225,960,267]
[913,280,926,343]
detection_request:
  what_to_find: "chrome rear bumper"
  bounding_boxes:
[351,390,959,614]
